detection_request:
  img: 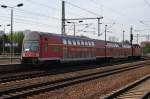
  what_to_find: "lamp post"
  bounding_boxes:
[123,30,125,45]
[1,3,23,63]
[67,21,83,36]
[104,25,107,61]
[0,24,10,55]
[98,17,103,36]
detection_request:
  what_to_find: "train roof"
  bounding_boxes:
[28,31,98,41]
[25,31,131,46]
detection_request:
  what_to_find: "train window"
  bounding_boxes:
[87,41,90,46]
[116,44,119,47]
[81,40,84,46]
[77,40,80,45]
[73,40,77,45]
[68,39,72,45]
[89,42,91,46]
[63,39,67,45]
[88,41,90,46]
[85,41,88,46]
[92,42,95,46]
[124,45,130,48]
[112,44,115,47]
[115,44,117,47]
[79,41,81,45]
[123,45,126,48]
[84,41,86,46]
[112,43,115,47]
[89,42,92,46]
[110,43,114,47]
[24,41,39,51]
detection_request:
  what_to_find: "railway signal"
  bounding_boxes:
[130,26,133,59]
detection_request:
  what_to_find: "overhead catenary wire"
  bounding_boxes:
[0,16,58,28]
[25,0,81,18]
[66,0,131,33]
[1,10,60,22]
[25,0,61,11]
[76,23,93,33]
[144,0,150,7]
[15,9,61,20]
[90,0,141,23]
[65,1,102,17]
[0,15,56,26]
[0,3,61,21]
[90,0,150,38]
[0,18,59,32]
[0,1,141,39]
[89,0,139,34]
[140,21,150,27]
[66,25,74,34]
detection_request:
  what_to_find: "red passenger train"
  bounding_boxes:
[21,31,141,64]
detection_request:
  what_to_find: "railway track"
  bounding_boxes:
[0,60,145,85]
[0,61,142,83]
[0,61,149,98]
[104,74,150,99]
[0,70,50,83]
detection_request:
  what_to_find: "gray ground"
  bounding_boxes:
[0,55,20,65]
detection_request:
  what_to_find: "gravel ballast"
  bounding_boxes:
[28,64,150,99]
[0,61,146,90]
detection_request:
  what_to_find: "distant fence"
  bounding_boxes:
[0,53,21,59]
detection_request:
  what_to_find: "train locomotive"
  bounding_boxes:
[21,31,141,64]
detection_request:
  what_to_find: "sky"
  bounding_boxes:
[0,0,150,44]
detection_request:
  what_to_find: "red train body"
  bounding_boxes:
[21,31,141,64]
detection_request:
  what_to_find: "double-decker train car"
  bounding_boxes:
[21,31,141,64]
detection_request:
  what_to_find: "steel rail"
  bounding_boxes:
[0,60,145,83]
[104,75,150,99]
[0,61,149,98]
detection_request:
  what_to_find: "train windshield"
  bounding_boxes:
[24,41,39,51]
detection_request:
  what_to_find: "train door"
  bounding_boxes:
[63,47,68,59]
[49,37,62,58]
[40,37,49,58]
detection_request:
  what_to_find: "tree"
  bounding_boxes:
[121,40,130,44]
[13,31,24,54]
[124,40,130,44]
[5,31,24,54]
[108,36,119,42]
[143,44,150,56]
[79,35,90,39]
[13,31,24,45]
[0,34,7,54]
